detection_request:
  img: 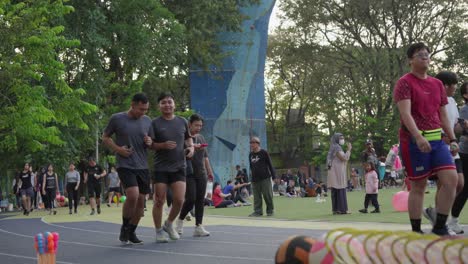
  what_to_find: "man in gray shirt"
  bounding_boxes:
[102,93,153,245]
[150,92,194,243]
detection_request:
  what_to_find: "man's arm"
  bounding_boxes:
[440,105,459,153]
[102,132,132,158]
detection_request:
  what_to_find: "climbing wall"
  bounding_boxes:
[190,0,276,185]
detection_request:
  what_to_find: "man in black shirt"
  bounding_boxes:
[248,136,275,217]
[84,157,106,215]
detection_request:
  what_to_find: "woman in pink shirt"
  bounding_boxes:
[359,161,380,213]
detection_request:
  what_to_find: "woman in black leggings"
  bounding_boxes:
[176,114,214,237]
[42,164,58,215]
[65,163,80,214]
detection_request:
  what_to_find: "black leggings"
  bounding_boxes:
[44,189,56,210]
[364,193,379,209]
[452,153,468,217]
[66,183,79,210]
[215,200,234,208]
[179,176,207,225]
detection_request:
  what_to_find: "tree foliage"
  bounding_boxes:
[0,0,255,175]
[0,0,96,171]
[268,0,468,165]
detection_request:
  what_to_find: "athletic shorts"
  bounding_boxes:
[20,187,34,197]
[400,128,456,181]
[152,169,186,185]
[108,187,121,193]
[117,168,150,195]
[87,182,101,198]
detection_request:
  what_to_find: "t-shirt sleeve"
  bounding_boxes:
[439,82,448,107]
[103,114,118,137]
[393,78,411,103]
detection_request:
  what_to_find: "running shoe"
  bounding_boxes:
[163,220,180,240]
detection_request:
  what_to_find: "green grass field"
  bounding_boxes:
[204,187,468,224]
[5,187,467,229]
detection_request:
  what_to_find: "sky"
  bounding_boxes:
[269,2,281,33]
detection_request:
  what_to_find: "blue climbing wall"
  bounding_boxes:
[190,0,276,186]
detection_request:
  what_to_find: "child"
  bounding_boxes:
[359,161,380,213]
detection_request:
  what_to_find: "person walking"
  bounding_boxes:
[42,164,59,215]
[18,163,33,215]
[65,163,80,214]
[176,114,213,237]
[394,42,458,235]
[326,133,352,215]
[84,157,106,215]
[107,166,121,207]
[359,161,380,213]
[248,136,275,217]
[102,93,154,244]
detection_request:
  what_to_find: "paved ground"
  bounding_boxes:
[0,217,328,264]
[1,208,464,264]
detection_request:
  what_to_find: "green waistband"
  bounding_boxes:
[419,128,442,141]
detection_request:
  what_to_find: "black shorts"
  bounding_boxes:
[87,182,101,198]
[153,169,186,185]
[108,187,121,193]
[117,168,151,195]
[455,158,463,174]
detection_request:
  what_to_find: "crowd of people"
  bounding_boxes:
[1,42,467,242]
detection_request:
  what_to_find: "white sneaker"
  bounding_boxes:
[156,229,169,243]
[193,225,210,237]
[447,217,464,234]
[175,219,184,235]
[163,220,180,240]
[422,206,436,226]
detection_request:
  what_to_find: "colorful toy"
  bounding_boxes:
[34,232,59,264]
[120,196,126,203]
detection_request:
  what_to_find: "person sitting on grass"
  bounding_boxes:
[359,161,380,213]
[286,180,297,197]
[212,182,239,208]
[223,180,251,205]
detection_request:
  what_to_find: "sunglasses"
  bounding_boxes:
[250,141,259,144]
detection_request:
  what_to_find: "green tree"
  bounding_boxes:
[0,0,96,171]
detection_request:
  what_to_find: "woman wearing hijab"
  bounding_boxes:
[327,133,352,214]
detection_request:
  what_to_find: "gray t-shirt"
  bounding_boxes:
[65,171,80,183]
[104,112,154,169]
[459,104,468,154]
[108,172,119,188]
[151,116,191,172]
[191,134,208,177]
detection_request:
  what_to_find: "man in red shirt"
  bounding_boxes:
[394,42,459,236]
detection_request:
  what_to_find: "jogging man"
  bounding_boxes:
[150,92,194,242]
[394,42,458,235]
[102,93,153,244]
